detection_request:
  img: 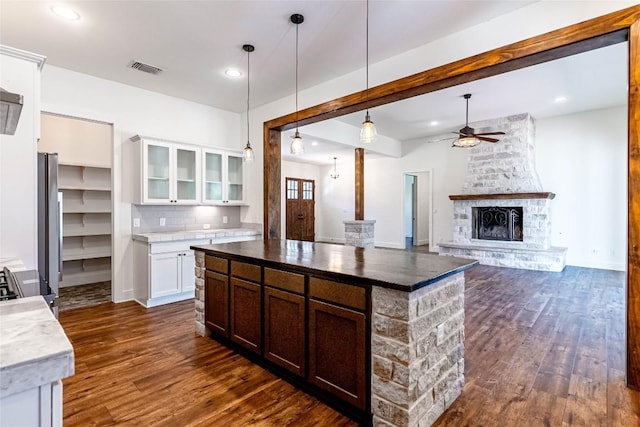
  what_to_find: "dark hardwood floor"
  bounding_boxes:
[58,265,640,426]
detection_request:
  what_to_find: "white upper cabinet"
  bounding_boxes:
[132,136,201,205]
[202,148,245,205]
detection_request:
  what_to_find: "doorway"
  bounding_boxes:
[285,177,315,241]
[404,175,417,247]
[403,171,432,251]
[38,112,114,311]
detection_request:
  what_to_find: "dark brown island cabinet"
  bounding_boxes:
[193,239,477,427]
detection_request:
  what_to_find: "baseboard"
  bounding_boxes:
[316,236,346,244]
[566,258,625,272]
[375,241,404,249]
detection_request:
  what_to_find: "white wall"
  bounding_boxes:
[40,65,242,302]
[316,151,357,244]
[404,175,413,238]
[537,106,627,270]
[415,172,430,246]
[0,48,44,269]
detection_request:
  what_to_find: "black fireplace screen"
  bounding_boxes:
[472,206,523,242]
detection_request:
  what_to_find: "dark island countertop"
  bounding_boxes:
[191,239,477,292]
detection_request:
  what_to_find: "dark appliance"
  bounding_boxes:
[0,267,58,313]
[37,152,63,317]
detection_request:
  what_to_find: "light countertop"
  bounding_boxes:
[132,227,261,243]
[0,296,74,398]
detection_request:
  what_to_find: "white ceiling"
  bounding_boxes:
[0,1,628,166]
[286,42,628,164]
[0,0,536,112]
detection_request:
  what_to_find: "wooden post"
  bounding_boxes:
[355,148,364,220]
[263,126,281,239]
[627,18,640,389]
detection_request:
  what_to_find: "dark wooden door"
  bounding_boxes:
[264,286,305,376]
[230,277,262,354]
[286,177,315,241]
[308,299,366,410]
[205,270,229,337]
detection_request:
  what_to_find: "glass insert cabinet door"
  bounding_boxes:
[175,146,198,202]
[204,151,223,202]
[146,142,171,200]
[227,154,243,203]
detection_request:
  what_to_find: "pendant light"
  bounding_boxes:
[360,0,377,143]
[290,13,304,155]
[242,44,255,162]
[330,157,339,179]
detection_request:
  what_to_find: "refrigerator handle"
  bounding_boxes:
[58,191,63,281]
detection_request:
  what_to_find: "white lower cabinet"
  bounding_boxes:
[149,250,195,298]
[133,234,260,308]
[134,239,205,307]
[0,380,62,427]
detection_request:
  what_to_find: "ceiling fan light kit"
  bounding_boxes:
[450,93,505,147]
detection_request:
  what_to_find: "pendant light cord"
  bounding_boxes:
[366,0,369,96]
[246,47,250,144]
[295,20,299,132]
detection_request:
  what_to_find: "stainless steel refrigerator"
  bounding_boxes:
[37,152,62,315]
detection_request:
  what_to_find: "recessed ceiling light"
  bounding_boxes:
[554,96,568,103]
[430,121,439,126]
[51,6,80,20]
[225,68,242,78]
[311,141,319,146]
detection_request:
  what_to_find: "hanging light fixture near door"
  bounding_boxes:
[360,0,377,143]
[330,157,340,179]
[242,44,255,162]
[290,13,305,155]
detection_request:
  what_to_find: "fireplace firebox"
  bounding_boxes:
[472,206,523,242]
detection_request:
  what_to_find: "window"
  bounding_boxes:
[303,181,313,200]
[287,179,298,200]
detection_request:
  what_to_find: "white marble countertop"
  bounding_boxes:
[0,296,74,398]
[132,227,261,243]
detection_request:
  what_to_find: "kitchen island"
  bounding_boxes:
[191,239,477,426]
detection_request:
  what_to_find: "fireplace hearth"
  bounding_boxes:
[473,206,523,242]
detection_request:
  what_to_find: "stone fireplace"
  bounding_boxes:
[439,113,567,272]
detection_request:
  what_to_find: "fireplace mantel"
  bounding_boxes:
[448,192,555,201]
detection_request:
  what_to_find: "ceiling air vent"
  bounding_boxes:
[129,60,163,75]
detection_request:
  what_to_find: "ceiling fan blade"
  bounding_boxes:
[476,136,500,143]
[474,131,506,136]
[452,131,472,136]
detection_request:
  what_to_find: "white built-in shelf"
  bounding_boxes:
[62,235,111,261]
[63,247,111,261]
[63,223,111,237]
[60,257,111,287]
[59,165,112,286]
[59,164,111,191]
[62,190,111,213]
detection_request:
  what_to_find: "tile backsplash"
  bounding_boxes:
[132,205,242,233]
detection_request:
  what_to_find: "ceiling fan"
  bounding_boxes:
[428,93,506,147]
